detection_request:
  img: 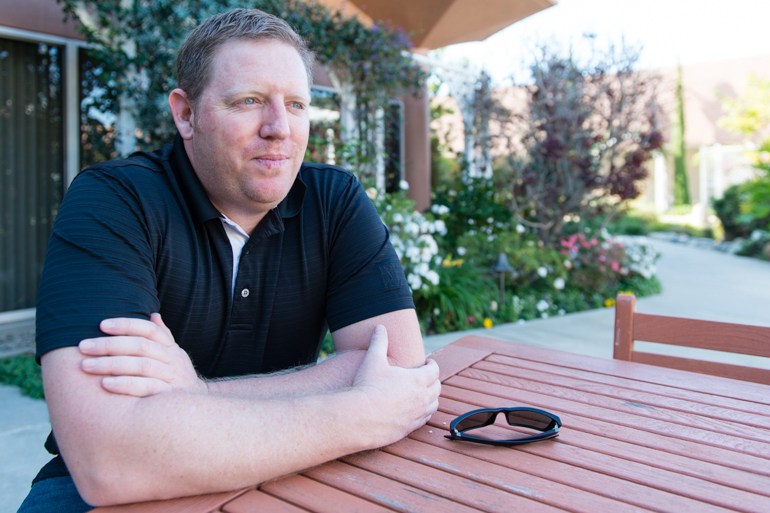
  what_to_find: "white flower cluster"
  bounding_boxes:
[386,208,446,292]
[613,235,660,279]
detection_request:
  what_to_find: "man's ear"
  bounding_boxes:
[169,88,195,140]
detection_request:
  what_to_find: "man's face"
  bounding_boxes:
[183,39,311,227]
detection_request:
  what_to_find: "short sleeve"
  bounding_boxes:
[323,176,414,331]
[35,168,160,360]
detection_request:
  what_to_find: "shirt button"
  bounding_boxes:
[240,288,250,298]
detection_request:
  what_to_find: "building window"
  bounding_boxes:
[0,37,64,312]
[384,99,404,193]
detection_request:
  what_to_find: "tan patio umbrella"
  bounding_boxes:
[321,0,556,50]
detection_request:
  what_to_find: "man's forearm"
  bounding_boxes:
[44,330,440,507]
[205,349,366,398]
[70,384,378,506]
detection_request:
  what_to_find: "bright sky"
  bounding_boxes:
[436,0,770,85]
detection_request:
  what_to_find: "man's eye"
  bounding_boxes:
[242,98,258,105]
[289,101,306,110]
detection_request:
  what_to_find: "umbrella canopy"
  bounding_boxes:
[321,0,555,50]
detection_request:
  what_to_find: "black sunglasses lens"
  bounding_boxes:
[506,410,554,430]
[454,410,496,432]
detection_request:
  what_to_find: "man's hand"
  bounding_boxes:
[351,325,441,448]
[78,313,207,397]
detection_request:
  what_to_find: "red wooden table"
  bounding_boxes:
[93,335,770,512]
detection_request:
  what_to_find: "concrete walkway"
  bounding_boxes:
[3,237,770,513]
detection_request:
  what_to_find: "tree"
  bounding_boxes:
[671,64,690,205]
[718,73,770,138]
[717,74,770,232]
[501,42,664,245]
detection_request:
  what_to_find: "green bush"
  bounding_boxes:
[712,184,762,240]
[413,262,498,334]
[0,354,44,400]
[736,230,770,260]
[607,213,654,236]
[431,176,511,250]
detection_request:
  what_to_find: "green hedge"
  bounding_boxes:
[0,354,44,400]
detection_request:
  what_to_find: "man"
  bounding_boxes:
[19,8,440,512]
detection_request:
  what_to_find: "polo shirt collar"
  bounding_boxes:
[169,134,306,226]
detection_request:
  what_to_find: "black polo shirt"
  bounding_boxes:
[36,135,414,377]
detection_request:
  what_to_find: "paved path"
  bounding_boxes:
[0,385,51,513]
[3,237,770,513]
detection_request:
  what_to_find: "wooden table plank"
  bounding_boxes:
[456,337,770,403]
[220,489,308,512]
[419,411,767,513]
[346,439,638,512]
[387,435,667,513]
[485,354,770,417]
[432,394,770,497]
[443,375,770,458]
[258,474,394,512]
[303,460,487,513]
[477,358,770,424]
[430,342,492,381]
[341,450,566,513]
[455,366,770,442]
[440,388,770,476]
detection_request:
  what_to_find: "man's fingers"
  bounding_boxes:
[366,324,389,359]
[79,337,170,362]
[150,312,171,335]
[99,316,175,346]
[82,355,173,380]
[100,317,154,336]
[423,358,440,382]
[101,375,172,398]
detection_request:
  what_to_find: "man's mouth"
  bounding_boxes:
[253,154,290,170]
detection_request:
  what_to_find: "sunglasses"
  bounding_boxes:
[445,407,562,446]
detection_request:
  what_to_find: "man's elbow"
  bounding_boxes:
[71,467,121,507]
[68,451,148,506]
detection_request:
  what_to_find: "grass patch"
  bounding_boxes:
[0,353,44,400]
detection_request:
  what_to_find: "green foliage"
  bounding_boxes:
[431,175,511,249]
[621,274,663,297]
[606,212,654,236]
[0,354,44,400]
[416,163,663,334]
[718,73,770,136]
[413,263,497,334]
[715,74,770,249]
[430,133,460,188]
[713,184,760,239]
[78,48,120,165]
[739,142,770,228]
[672,65,690,205]
[736,230,770,260]
[607,211,714,239]
[319,332,334,358]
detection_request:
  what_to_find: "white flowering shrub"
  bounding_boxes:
[363,179,662,334]
[367,185,445,293]
[613,235,660,280]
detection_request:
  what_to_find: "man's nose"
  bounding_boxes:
[259,101,290,139]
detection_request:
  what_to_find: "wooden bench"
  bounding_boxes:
[613,293,770,385]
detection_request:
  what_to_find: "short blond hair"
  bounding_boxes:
[176,8,314,104]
